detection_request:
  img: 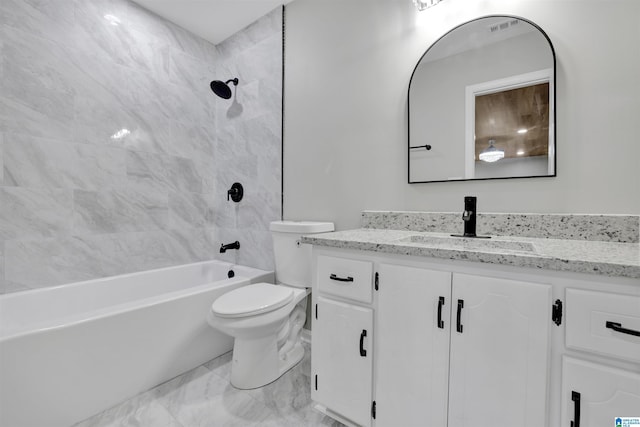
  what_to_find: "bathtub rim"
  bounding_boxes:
[1,259,247,300]
[0,260,274,341]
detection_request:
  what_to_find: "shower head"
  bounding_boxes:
[210,78,239,99]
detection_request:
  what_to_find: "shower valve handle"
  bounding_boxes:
[227,182,244,202]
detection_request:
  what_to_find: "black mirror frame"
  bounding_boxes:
[407,15,557,184]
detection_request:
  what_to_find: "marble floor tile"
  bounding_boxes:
[75,342,345,427]
[242,344,343,427]
[157,367,274,427]
[73,385,182,427]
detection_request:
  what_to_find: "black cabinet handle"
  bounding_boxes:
[330,274,354,283]
[359,330,367,357]
[570,391,581,427]
[456,299,464,333]
[437,296,445,329]
[606,321,640,337]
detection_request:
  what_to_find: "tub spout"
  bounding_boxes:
[220,241,240,253]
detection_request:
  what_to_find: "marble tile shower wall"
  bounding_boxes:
[214,8,283,271]
[0,1,282,293]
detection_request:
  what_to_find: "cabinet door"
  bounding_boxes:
[449,274,551,427]
[375,264,451,427]
[312,296,373,427]
[562,357,640,427]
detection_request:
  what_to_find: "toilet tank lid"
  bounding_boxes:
[270,221,334,234]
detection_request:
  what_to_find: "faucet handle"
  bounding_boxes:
[462,210,473,221]
[227,182,243,202]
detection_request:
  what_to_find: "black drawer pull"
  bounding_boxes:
[606,321,640,337]
[359,330,367,357]
[570,390,581,427]
[330,274,354,283]
[456,299,464,333]
[437,296,445,329]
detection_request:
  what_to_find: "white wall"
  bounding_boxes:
[284,0,640,230]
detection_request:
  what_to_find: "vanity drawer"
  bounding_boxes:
[566,288,640,363]
[317,255,373,303]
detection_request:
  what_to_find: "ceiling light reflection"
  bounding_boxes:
[413,0,443,10]
[110,128,130,139]
[104,14,121,26]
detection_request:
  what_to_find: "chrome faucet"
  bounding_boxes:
[220,241,240,253]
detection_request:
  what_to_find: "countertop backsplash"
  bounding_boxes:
[361,211,639,243]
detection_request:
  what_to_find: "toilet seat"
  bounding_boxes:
[211,283,294,318]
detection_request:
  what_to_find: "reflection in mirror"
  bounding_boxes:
[408,16,556,183]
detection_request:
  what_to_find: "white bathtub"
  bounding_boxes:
[0,260,274,427]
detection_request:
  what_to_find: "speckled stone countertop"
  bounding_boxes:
[361,211,639,243]
[301,227,640,280]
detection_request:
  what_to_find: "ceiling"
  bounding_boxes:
[474,83,550,159]
[130,0,295,45]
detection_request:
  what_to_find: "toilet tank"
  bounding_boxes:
[270,221,334,288]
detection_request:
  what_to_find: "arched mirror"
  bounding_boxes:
[408,15,556,183]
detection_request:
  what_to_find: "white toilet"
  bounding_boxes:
[206,220,334,389]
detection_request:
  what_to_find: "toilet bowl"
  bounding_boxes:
[207,220,334,389]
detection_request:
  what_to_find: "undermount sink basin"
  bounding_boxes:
[400,235,537,254]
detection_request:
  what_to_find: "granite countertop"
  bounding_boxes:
[301,228,640,280]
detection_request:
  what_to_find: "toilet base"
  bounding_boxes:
[215,291,309,390]
[230,337,304,389]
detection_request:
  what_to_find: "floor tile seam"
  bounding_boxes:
[158,399,187,427]
[244,389,316,424]
[179,357,309,424]
[233,385,288,423]
[151,385,192,427]
[157,367,275,426]
[202,363,231,380]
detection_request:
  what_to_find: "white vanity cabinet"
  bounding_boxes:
[375,264,551,427]
[313,296,373,427]
[447,273,551,427]
[311,255,375,427]
[311,250,552,427]
[561,357,640,427]
[374,264,451,427]
[306,218,640,427]
[560,289,640,426]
